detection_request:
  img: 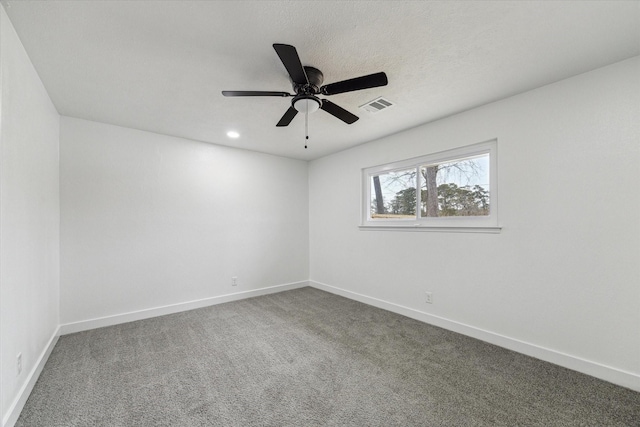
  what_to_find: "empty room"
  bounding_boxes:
[1,1,639,426]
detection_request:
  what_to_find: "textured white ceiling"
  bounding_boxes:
[3,1,639,160]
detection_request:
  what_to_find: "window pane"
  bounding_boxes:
[420,154,490,217]
[370,168,416,219]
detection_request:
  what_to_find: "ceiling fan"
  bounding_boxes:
[222,43,388,127]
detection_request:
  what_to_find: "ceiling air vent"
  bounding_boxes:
[360,97,394,114]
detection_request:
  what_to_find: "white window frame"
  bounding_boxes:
[360,139,500,233]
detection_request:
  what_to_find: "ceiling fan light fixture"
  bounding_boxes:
[293,96,321,114]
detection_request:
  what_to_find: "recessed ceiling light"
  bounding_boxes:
[226,131,240,139]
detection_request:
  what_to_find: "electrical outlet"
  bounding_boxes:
[17,353,22,375]
[231,276,238,286]
[425,292,433,304]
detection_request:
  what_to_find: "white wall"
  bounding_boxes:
[309,57,640,389]
[0,5,60,425]
[60,117,308,326]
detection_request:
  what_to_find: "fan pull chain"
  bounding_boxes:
[304,108,309,149]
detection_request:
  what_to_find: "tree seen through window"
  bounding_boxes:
[371,154,489,219]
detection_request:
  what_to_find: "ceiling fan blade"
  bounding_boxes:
[273,44,309,86]
[222,91,291,97]
[320,100,359,124]
[320,72,388,96]
[276,107,298,127]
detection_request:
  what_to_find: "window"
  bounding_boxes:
[361,140,499,232]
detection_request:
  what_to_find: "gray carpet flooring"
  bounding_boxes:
[16,287,640,426]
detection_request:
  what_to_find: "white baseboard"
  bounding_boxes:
[3,327,60,427]
[59,281,309,335]
[309,280,640,392]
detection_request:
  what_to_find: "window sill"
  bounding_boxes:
[359,224,502,233]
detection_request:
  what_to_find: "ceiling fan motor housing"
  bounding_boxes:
[292,66,324,113]
[294,66,324,94]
